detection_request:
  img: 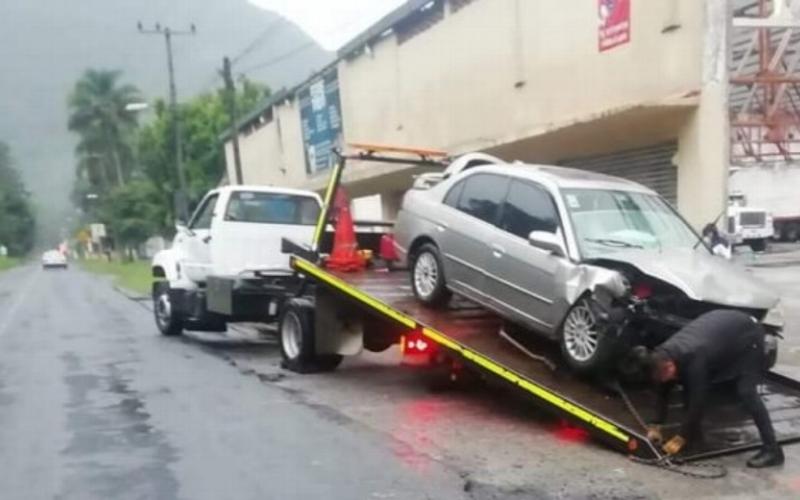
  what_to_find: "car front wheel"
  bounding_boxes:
[410,243,452,308]
[560,298,616,374]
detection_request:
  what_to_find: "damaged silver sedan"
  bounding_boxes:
[394,155,783,374]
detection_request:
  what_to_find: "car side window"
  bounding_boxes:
[189,194,219,230]
[456,174,509,225]
[443,180,465,208]
[499,180,560,239]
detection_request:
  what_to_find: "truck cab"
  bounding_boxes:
[151,186,322,336]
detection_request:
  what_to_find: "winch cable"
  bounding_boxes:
[498,327,557,372]
[613,380,728,479]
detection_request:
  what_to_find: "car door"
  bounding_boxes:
[180,192,219,283]
[484,179,566,334]
[437,173,509,301]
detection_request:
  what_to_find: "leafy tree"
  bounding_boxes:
[138,79,269,230]
[0,142,36,256]
[98,180,168,249]
[68,69,142,188]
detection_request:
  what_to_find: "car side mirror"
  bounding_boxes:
[528,231,565,257]
[175,221,194,237]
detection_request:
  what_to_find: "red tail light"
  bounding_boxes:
[401,331,435,356]
[633,283,653,299]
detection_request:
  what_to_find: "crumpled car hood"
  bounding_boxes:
[592,248,779,310]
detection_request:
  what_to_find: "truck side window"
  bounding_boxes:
[498,181,559,239]
[456,174,510,225]
[189,194,219,230]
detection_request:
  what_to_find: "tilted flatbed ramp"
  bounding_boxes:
[292,256,800,460]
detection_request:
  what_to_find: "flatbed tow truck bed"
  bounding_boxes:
[280,144,800,464]
[291,256,800,461]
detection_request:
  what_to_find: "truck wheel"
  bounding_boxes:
[279,298,343,374]
[749,239,767,252]
[559,298,616,375]
[153,282,184,336]
[410,243,452,308]
[788,224,800,243]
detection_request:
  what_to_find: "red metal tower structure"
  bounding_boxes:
[731,0,800,163]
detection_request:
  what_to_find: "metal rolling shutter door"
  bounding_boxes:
[559,142,679,204]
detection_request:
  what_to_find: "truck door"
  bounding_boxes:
[180,192,219,283]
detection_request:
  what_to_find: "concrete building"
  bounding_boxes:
[225,0,736,227]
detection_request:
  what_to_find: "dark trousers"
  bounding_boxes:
[737,335,778,448]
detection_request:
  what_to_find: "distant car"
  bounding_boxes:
[394,156,783,374]
[42,250,68,269]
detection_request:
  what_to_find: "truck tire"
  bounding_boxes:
[153,282,184,336]
[787,223,800,243]
[748,239,767,252]
[559,298,617,375]
[279,298,343,374]
[410,243,452,308]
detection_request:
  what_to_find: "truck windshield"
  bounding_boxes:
[562,188,700,259]
[225,191,321,226]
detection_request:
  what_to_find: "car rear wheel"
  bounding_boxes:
[410,243,451,307]
[560,298,616,374]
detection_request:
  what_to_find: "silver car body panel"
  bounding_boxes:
[394,158,780,339]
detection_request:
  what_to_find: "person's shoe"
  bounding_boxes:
[747,446,785,468]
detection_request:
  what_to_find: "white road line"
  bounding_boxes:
[0,267,40,337]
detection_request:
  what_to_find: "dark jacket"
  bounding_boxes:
[654,309,764,437]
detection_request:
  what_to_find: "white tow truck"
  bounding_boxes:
[151,185,322,336]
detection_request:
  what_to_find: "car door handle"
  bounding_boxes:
[203,235,212,244]
[491,244,505,258]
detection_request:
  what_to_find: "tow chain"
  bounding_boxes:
[613,381,728,479]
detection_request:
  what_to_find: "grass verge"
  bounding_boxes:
[80,259,151,296]
[0,256,20,272]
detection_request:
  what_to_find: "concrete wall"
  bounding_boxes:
[225,99,308,188]
[229,0,730,226]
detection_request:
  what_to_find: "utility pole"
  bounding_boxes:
[137,21,196,221]
[222,57,244,185]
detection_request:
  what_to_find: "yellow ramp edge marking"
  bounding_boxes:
[293,258,416,329]
[422,328,630,443]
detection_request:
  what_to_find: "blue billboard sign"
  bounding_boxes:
[298,69,344,174]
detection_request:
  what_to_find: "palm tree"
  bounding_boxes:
[68,69,141,187]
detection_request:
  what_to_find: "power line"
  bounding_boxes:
[231,18,285,65]
[237,41,318,75]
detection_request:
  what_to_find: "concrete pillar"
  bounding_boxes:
[675,0,731,228]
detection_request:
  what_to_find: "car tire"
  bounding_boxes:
[559,298,617,375]
[153,281,184,336]
[279,298,343,374]
[410,243,452,308]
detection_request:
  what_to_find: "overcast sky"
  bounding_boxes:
[249,0,405,50]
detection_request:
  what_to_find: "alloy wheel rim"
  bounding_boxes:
[414,252,439,298]
[563,303,599,362]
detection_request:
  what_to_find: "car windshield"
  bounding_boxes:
[225,191,320,226]
[562,188,701,259]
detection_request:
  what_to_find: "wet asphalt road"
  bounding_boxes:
[4,260,800,499]
[0,264,466,500]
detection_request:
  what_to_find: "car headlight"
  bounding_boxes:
[763,301,785,329]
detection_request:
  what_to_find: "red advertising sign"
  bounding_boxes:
[598,0,630,52]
